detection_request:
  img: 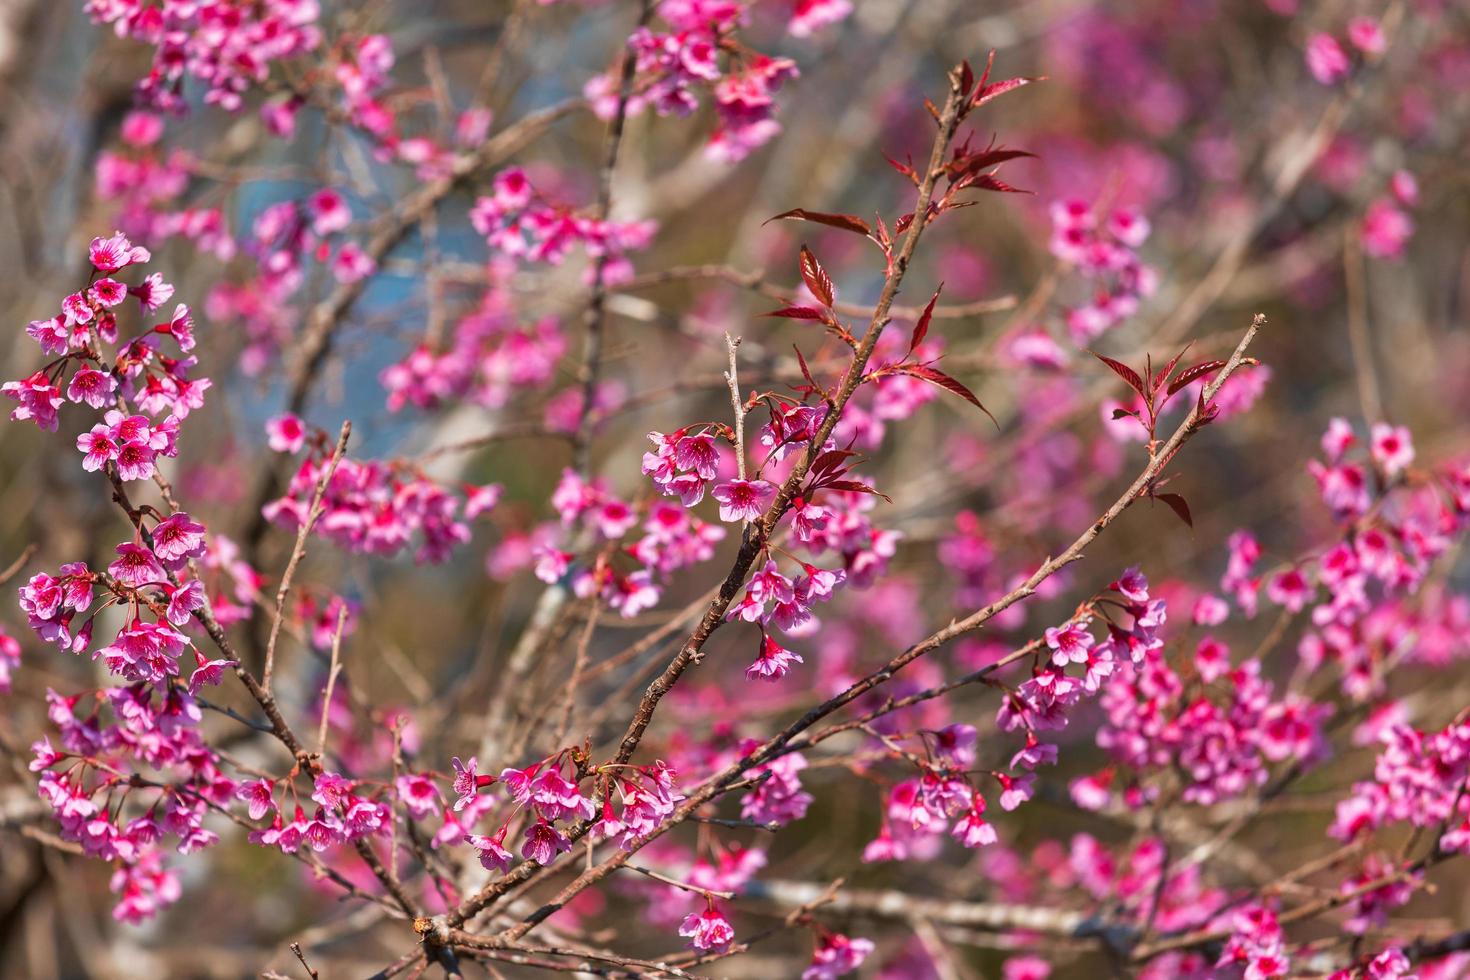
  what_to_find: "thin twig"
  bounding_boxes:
[290,942,321,980]
[317,603,350,757]
[0,543,36,586]
[724,333,746,480]
[264,421,351,692]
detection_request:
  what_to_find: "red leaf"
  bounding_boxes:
[1152,344,1192,394]
[946,148,1037,179]
[765,208,871,237]
[1155,492,1194,529]
[973,51,996,94]
[793,345,822,396]
[811,448,858,477]
[1089,351,1146,397]
[963,173,1031,195]
[822,479,892,502]
[873,214,891,251]
[798,245,835,308]
[894,202,940,237]
[1167,359,1230,396]
[973,76,1040,108]
[884,155,920,186]
[909,283,943,353]
[763,306,826,321]
[898,363,997,426]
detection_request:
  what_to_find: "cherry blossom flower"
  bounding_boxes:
[712,479,775,523]
[678,905,734,951]
[1305,34,1351,85]
[746,633,803,682]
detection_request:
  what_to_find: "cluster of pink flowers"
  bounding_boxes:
[236,771,391,856]
[1048,198,1158,343]
[470,167,655,282]
[84,0,323,112]
[263,421,499,563]
[20,516,223,693]
[380,273,568,413]
[450,753,683,875]
[30,675,234,921]
[1332,716,1470,853]
[1090,626,1332,807]
[586,0,848,162]
[1305,16,1387,86]
[7,234,202,451]
[1361,170,1419,260]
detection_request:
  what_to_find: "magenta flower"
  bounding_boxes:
[266,413,307,453]
[1369,423,1414,478]
[187,654,235,694]
[1361,199,1414,259]
[114,440,157,482]
[152,512,207,564]
[674,432,719,479]
[1044,620,1094,666]
[521,819,571,866]
[311,773,353,810]
[712,478,774,523]
[678,905,734,951]
[164,580,205,626]
[465,831,514,873]
[77,428,120,472]
[802,932,874,980]
[66,367,117,409]
[395,773,443,818]
[3,375,63,431]
[88,231,149,272]
[1304,34,1350,86]
[108,543,166,587]
[451,756,481,811]
[746,634,802,682]
[1346,16,1386,55]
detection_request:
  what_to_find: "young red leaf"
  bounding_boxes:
[810,448,858,477]
[973,50,996,94]
[763,306,826,321]
[821,479,892,502]
[765,208,872,237]
[899,363,997,426]
[909,283,943,354]
[1166,359,1231,396]
[962,173,1031,195]
[946,148,1037,179]
[1155,492,1194,529]
[1151,344,1192,394]
[793,345,823,396]
[973,76,1040,108]
[1089,351,1146,398]
[873,214,891,251]
[884,155,921,186]
[798,245,835,308]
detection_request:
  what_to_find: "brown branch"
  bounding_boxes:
[571,0,655,476]
[0,542,36,586]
